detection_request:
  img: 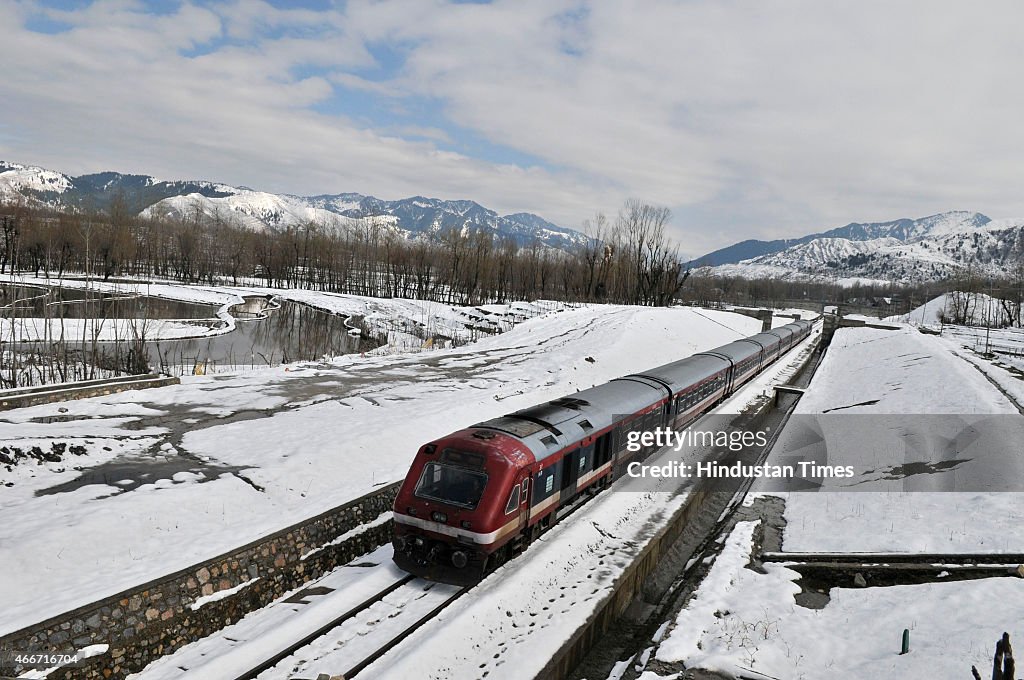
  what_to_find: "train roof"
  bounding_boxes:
[745,331,783,349]
[767,325,795,339]
[632,354,729,393]
[469,318,815,464]
[473,377,666,463]
[699,339,761,363]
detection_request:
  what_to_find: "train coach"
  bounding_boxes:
[392,318,814,584]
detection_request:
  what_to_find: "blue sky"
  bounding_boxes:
[3,0,1024,257]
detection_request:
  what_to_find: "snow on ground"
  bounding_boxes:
[654,520,1024,680]
[797,324,1012,415]
[219,285,571,352]
[954,348,1024,407]
[0,274,241,343]
[0,299,771,637]
[127,547,412,680]
[940,323,1024,357]
[0,274,241,308]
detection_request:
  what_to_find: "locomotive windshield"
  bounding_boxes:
[414,462,488,509]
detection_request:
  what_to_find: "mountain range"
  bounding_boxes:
[0,161,590,250]
[5,160,1020,284]
[693,211,1024,284]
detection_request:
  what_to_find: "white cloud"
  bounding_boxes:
[2,0,1024,256]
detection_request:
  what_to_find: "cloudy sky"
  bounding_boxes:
[2,0,1024,257]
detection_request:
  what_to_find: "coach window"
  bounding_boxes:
[521,478,529,501]
[505,486,520,514]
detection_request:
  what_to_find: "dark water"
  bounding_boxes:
[0,284,215,319]
[148,298,367,373]
[2,284,371,374]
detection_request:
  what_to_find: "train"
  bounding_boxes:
[391,316,815,584]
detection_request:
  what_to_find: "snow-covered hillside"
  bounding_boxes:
[139,191,383,234]
[708,211,1024,284]
[0,161,72,202]
[0,159,589,249]
[892,291,1014,327]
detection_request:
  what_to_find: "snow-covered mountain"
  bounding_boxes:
[0,161,590,250]
[0,161,73,198]
[702,211,1024,284]
[688,211,995,268]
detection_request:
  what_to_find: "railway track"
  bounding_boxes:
[333,584,469,680]
[230,575,413,680]
[232,575,467,680]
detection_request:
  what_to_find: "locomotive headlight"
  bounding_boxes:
[451,550,468,568]
[431,511,448,523]
[460,520,472,529]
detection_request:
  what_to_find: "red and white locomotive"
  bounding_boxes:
[392,318,814,584]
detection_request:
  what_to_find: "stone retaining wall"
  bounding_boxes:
[0,482,400,680]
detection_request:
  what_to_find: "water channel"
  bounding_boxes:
[0,284,374,376]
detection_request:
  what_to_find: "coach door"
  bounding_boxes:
[593,431,613,482]
[560,446,585,503]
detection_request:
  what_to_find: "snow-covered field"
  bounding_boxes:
[0,291,783,638]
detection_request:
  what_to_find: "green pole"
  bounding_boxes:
[901,629,910,655]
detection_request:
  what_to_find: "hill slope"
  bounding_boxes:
[0,161,589,250]
[702,211,1024,284]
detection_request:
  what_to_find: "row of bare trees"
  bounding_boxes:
[0,197,692,307]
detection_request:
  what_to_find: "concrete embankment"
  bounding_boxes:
[0,374,179,411]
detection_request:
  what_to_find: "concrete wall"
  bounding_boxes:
[0,374,179,411]
[0,483,400,680]
[730,308,774,331]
